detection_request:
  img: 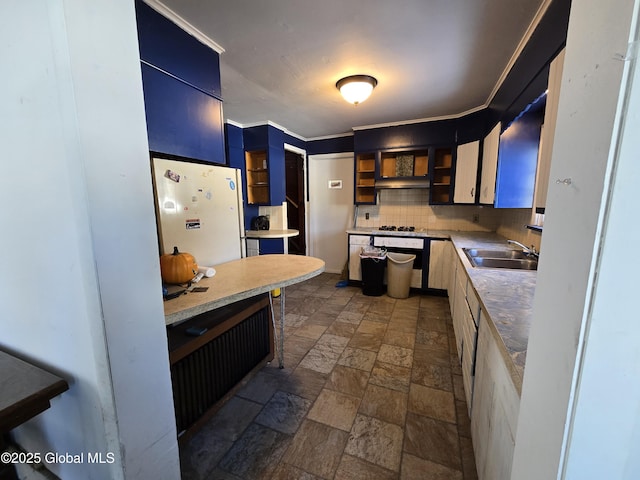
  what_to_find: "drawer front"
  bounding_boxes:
[349,234,372,245]
[373,236,424,249]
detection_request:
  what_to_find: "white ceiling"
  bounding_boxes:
[152,0,548,139]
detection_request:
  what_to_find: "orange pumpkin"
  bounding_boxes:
[160,246,198,284]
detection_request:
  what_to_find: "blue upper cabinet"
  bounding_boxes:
[242,125,287,206]
[136,1,221,98]
[135,0,225,164]
[494,96,545,208]
[141,64,224,163]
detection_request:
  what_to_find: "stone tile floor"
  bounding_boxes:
[180,273,478,480]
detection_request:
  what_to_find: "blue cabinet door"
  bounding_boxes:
[494,104,543,208]
[259,238,284,254]
[136,0,221,98]
[141,64,225,164]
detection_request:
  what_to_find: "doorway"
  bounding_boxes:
[285,150,306,255]
[308,153,354,273]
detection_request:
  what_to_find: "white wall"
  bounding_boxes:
[512,0,638,478]
[308,153,354,273]
[562,7,640,474]
[0,1,179,478]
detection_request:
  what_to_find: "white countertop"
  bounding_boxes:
[245,229,300,239]
[163,254,324,326]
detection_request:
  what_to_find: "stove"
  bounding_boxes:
[379,225,415,232]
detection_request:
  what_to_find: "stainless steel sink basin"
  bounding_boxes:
[463,248,538,270]
[469,257,538,270]
[463,248,529,260]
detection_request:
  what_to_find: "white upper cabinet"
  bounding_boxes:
[453,140,480,203]
[480,123,501,204]
[534,49,566,212]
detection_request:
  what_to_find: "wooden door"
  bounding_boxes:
[285,150,306,255]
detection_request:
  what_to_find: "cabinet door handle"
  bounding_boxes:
[470,187,475,198]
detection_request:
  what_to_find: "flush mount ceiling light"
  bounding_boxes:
[336,75,378,105]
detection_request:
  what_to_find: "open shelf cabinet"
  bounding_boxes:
[380,150,429,178]
[355,152,377,204]
[430,147,454,204]
[245,150,269,205]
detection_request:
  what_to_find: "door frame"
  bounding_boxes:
[307,152,354,268]
[284,143,307,254]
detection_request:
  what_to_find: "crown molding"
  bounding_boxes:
[224,120,308,141]
[224,119,243,128]
[142,0,225,54]
[306,132,355,142]
[485,0,553,105]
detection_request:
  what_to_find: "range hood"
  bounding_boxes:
[375,177,430,189]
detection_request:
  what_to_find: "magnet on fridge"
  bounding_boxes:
[166,169,180,183]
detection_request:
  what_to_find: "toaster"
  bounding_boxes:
[251,215,270,230]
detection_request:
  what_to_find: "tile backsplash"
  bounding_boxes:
[355,189,543,250]
[355,190,496,231]
[495,209,543,252]
[258,202,288,229]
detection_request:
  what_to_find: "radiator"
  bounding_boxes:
[169,302,271,436]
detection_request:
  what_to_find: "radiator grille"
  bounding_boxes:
[170,305,271,435]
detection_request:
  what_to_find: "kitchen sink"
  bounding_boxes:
[463,248,538,270]
[469,257,538,270]
[463,248,529,260]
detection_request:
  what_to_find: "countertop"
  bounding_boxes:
[1,349,69,432]
[163,254,325,326]
[449,232,536,394]
[348,227,535,394]
[245,229,299,239]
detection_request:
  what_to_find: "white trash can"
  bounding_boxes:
[386,252,416,299]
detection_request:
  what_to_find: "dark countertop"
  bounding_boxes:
[449,232,536,394]
[0,350,69,433]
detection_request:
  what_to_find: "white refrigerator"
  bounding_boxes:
[151,157,246,268]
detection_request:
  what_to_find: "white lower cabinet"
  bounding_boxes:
[451,258,465,359]
[451,256,479,413]
[428,239,449,290]
[461,307,479,411]
[448,247,519,479]
[471,314,520,480]
[446,242,457,313]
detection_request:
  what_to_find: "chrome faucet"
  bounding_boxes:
[507,240,539,259]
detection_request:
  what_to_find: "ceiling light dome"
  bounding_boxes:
[336,75,378,105]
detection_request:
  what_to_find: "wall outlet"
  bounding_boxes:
[365,212,370,220]
[472,213,480,223]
